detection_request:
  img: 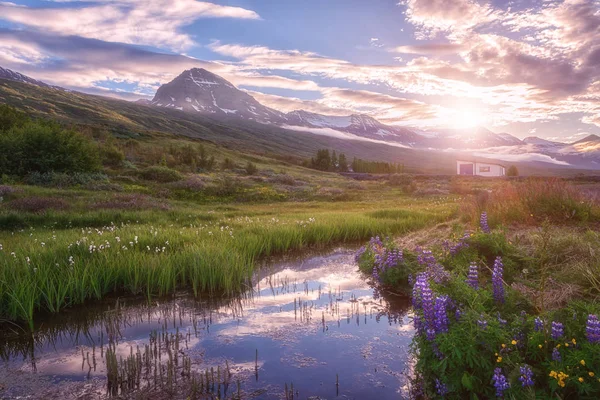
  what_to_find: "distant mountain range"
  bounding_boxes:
[2,65,600,170]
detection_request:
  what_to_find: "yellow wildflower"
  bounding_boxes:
[565,343,569,347]
[538,344,543,349]
[588,372,594,377]
[572,338,577,345]
[511,340,517,345]
[556,344,561,348]
[580,360,586,366]
[501,344,506,348]
[579,377,584,383]
[496,356,503,363]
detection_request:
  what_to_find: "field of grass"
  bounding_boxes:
[0,188,455,327]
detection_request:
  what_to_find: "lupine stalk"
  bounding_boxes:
[519,365,534,387]
[492,257,505,303]
[466,262,479,290]
[586,314,600,343]
[480,212,491,233]
[492,368,510,397]
[551,321,564,340]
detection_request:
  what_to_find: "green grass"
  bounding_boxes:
[0,197,454,328]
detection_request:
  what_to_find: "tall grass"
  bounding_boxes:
[0,205,452,327]
[461,178,598,227]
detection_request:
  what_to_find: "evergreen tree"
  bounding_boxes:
[338,153,348,172]
[331,150,338,171]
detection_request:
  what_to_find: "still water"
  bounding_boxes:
[0,248,415,399]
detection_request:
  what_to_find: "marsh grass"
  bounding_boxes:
[0,200,453,327]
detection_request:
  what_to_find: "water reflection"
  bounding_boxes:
[0,248,414,399]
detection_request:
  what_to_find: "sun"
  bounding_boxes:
[454,109,487,129]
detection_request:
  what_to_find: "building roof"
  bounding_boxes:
[456,160,506,168]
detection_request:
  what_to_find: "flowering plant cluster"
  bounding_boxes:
[357,231,600,399]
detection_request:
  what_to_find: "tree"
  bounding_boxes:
[507,165,519,176]
[338,153,348,172]
[331,150,338,171]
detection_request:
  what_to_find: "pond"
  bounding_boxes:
[0,248,415,399]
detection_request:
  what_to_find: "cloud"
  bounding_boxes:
[391,43,463,54]
[0,0,260,50]
[472,151,571,165]
[281,125,410,148]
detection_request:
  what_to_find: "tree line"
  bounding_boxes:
[304,148,404,174]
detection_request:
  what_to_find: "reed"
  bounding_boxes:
[0,200,453,325]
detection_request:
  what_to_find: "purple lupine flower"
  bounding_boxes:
[413,315,425,336]
[449,232,471,255]
[408,274,414,287]
[519,365,534,387]
[455,308,463,321]
[372,288,380,300]
[492,368,510,397]
[477,317,488,331]
[534,317,544,332]
[369,236,383,248]
[551,321,564,340]
[434,295,450,334]
[480,212,491,233]
[435,379,448,397]
[412,272,428,310]
[586,314,600,343]
[466,262,479,290]
[552,347,561,362]
[354,246,366,262]
[421,281,436,339]
[492,257,505,303]
[497,313,507,326]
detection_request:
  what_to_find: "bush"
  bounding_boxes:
[7,197,69,213]
[0,121,101,176]
[139,166,183,183]
[245,162,258,175]
[92,194,170,210]
[24,171,108,187]
[100,144,125,167]
[507,165,519,176]
[221,157,235,170]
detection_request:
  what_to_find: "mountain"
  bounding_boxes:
[0,66,62,90]
[151,68,285,123]
[523,136,563,146]
[573,134,600,145]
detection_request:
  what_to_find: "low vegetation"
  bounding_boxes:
[357,181,600,398]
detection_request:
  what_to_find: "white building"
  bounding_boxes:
[456,160,505,177]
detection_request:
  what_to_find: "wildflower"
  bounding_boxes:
[435,379,448,397]
[511,340,517,345]
[589,372,595,377]
[586,314,600,343]
[519,365,534,387]
[538,344,543,349]
[501,343,506,348]
[492,257,505,303]
[534,317,544,332]
[466,262,479,290]
[477,317,488,330]
[572,338,577,345]
[480,212,491,233]
[552,348,561,362]
[580,360,586,366]
[497,356,503,363]
[579,377,584,383]
[433,295,449,334]
[551,321,564,340]
[492,368,510,397]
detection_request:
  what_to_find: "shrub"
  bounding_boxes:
[7,197,69,213]
[245,162,258,175]
[507,165,519,176]
[139,166,183,183]
[92,194,170,210]
[168,176,206,192]
[25,171,108,187]
[100,144,125,167]
[221,157,235,170]
[0,121,101,176]
[0,185,19,199]
[387,173,413,187]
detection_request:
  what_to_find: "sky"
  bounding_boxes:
[0,0,599,141]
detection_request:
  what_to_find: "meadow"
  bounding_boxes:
[357,179,600,399]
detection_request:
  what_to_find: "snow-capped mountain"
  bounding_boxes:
[0,66,61,89]
[151,68,285,123]
[285,110,420,143]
